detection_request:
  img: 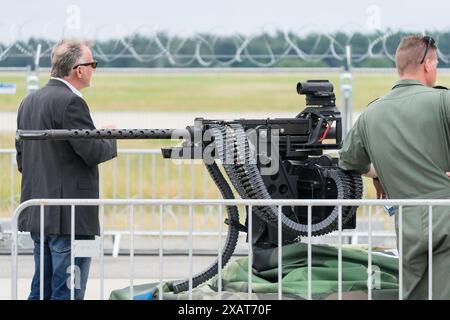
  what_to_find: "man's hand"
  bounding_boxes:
[447,172,450,178]
[373,178,386,199]
[363,164,378,178]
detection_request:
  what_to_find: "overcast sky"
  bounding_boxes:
[1,0,450,43]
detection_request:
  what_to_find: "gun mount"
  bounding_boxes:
[16,80,363,293]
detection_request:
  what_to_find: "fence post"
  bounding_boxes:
[307,205,312,300]
[248,205,253,300]
[428,206,433,300]
[278,205,283,300]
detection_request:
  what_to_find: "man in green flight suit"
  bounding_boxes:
[339,35,450,299]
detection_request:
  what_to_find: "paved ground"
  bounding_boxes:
[0,234,250,300]
[0,228,397,300]
[1,254,239,300]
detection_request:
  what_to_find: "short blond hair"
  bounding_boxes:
[395,35,436,75]
[51,39,91,78]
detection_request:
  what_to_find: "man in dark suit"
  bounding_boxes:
[15,39,117,300]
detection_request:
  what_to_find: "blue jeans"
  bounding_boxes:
[29,233,92,300]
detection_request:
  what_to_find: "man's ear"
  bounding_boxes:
[424,58,433,73]
[74,66,82,79]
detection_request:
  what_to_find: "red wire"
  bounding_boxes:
[318,122,333,143]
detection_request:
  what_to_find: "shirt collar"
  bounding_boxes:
[50,77,83,98]
[392,79,425,90]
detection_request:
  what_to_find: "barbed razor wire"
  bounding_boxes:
[1,23,450,67]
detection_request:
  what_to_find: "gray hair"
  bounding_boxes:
[50,39,90,78]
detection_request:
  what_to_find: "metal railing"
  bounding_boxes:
[1,148,222,243]
[9,198,446,300]
[2,146,385,266]
[1,147,391,257]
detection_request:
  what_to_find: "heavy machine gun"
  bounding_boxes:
[16,80,363,293]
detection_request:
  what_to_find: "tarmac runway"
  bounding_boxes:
[0,254,242,300]
[0,234,250,300]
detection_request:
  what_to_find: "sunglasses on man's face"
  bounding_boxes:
[419,36,436,64]
[72,61,98,70]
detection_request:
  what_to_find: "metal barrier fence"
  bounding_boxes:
[1,148,221,236]
[9,198,446,300]
[1,147,392,257]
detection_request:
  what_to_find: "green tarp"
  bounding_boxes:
[110,242,399,300]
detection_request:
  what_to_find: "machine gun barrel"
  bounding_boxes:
[16,128,187,141]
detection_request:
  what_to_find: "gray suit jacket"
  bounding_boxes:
[15,79,117,235]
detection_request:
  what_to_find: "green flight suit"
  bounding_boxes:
[339,79,450,299]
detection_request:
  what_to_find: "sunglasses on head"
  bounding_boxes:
[72,61,98,69]
[419,36,436,64]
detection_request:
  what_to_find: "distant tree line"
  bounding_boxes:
[2,30,450,68]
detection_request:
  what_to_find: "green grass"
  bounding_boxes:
[5,71,449,113]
